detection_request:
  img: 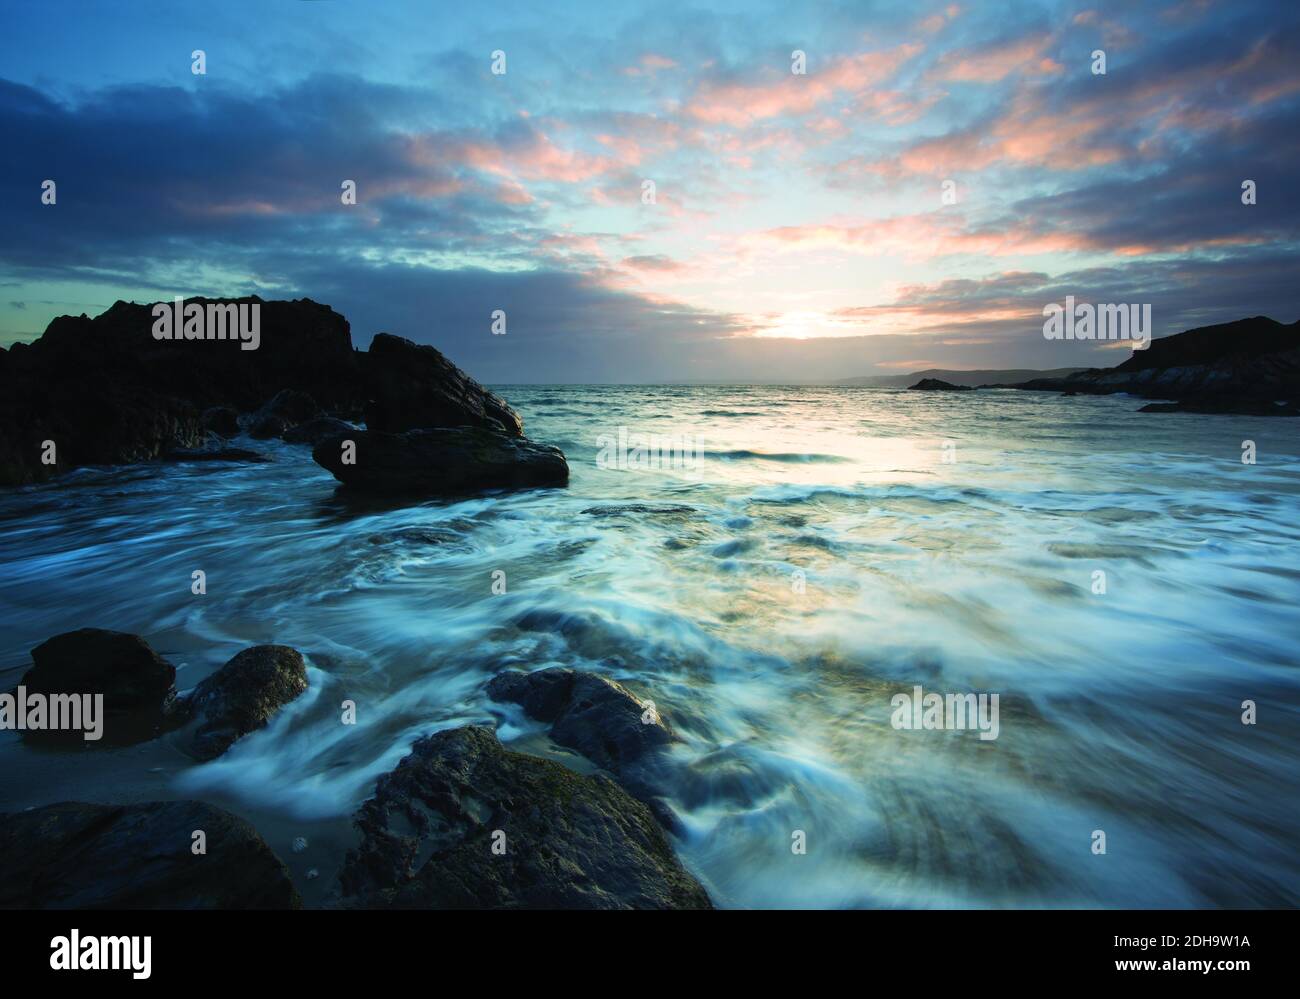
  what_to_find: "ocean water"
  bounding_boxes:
[1,385,1298,908]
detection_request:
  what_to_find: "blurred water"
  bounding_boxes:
[1,385,1298,908]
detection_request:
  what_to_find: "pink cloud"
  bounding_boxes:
[930,33,1062,83]
[685,43,923,126]
[623,53,678,77]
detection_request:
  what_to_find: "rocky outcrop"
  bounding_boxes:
[908,378,973,391]
[0,297,363,485]
[312,427,568,496]
[178,645,309,761]
[1008,316,1300,414]
[0,801,301,909]
[16,629,178,746]
[335,725,710,909]
[364,333,523,436]
[0,297,560,486]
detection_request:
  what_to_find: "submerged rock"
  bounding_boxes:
[486,667,681,830]
[581,504,696,517]
[336,725,710,909]
[363,333,523,436]
[312,427,568,496]
[487,667,674,772]
[178,645,308,760]
[0,801,301,909]
[17,629,178,746]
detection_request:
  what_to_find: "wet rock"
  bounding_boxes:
[486,667,679,827]
[282,416,356,444]
[17,629,178,746]
[363,333,523,436]
[312,427,568,496]
[0,801,301,909]
[335,725,710,909]
[179,645,308,760]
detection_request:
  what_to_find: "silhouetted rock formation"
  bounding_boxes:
[0,801,301,909]
[312,427,568,496]
[908,378,973,391]
[335,725,711,909]
[0,297,539,485]
[364,333,523,435]
[1007,316,1299,414]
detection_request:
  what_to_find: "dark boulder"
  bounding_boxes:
[178,645,308,760]
[363,333,523,436]
[335,725,710,909]
[312,427,568,496]
[18,629,178,746]
[908,378,973,391]
[0,801,301,909]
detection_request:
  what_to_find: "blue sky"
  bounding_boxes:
[1,0,1297,381]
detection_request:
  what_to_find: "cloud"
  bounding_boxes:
[684,43,923,126]
[928,32,1062,82]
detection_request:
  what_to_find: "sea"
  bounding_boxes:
[1,385,1297,908]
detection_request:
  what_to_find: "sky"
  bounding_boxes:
[1,0,1297,382]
